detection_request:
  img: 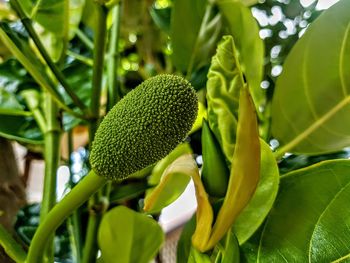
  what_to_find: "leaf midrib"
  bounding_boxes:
[277,95,350,155]
[275,12,350,156]
[339,20,350,97]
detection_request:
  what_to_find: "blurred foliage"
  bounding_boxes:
[252,0,322,102]
[15,204,72,262]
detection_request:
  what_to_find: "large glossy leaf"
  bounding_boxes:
[233,140,279,244]
[20,0,67,36]
[272,0,350,155]
[206,35,244,162]
[170,0,222,73]
[143,154,194,213]
[217,0,264,108]
[20,0,85,61]
[257,159,350,262]
[98,206,164,263]
[31,23,65,62]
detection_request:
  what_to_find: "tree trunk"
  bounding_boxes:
[0,137,26,262]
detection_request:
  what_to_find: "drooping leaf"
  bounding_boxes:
[204,87,260,251]
[201,118,230,198]
[272,0,350,155]
[191,159,214,251]
[147,143,192,186]
[206,35,244,162]
[217,0,264,108]
[234,140,279,244]
[143,154,194,213]
[98,206,164,263]
[258,159,350,263]
[170,0,222,73]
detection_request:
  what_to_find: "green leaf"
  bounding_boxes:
[177,216,196,263]
[0,115,43,144]
[206,35,244,161]
[204,87,260,251]
[188,247,211,263]
[240,0,259,6]
[257,159,350,263]
[109,181,151,203]
[272,0,350,155]
[150,6,171,34]
[0,88,24,111]
[20,0,67,36]
[21,0,85,61]
[201,118,230,198]
[170,0,222,73]
[143,154,193,213]
[61,61,92,131]
[0,2,16,20]
[217,0,264,108]
[233,140,279,244]
[98,206,164,263]
[0,59,43,143]
[68,0,86,39]
[217,230,240,263]
[31,23,64,62]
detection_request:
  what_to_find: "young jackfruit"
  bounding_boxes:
[90,74,198,180]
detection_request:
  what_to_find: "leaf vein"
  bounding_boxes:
[339,20,350,97]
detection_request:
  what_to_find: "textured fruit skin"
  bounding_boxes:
[90,74,198,180]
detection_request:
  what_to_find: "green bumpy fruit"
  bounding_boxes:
[90,74,198,180]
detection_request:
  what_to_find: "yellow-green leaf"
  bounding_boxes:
[205,86,260,250]
[143,154,194,213]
